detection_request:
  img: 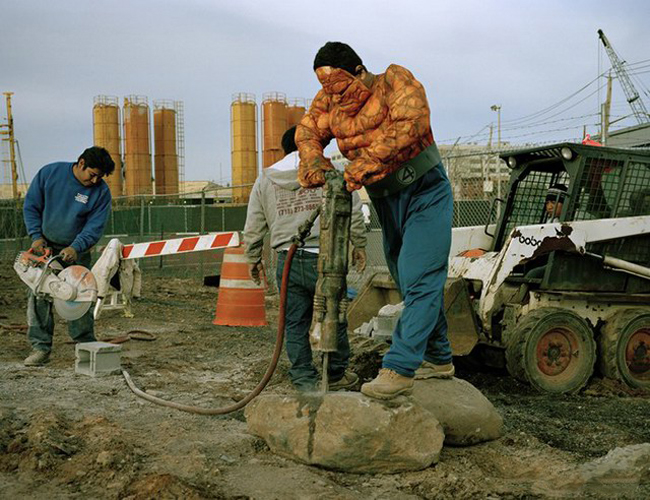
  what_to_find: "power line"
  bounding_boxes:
[438,114,600,144]
[501,73,606,126]
[500,57,650,127]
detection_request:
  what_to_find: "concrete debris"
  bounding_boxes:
[245,392,444,473]
[578,443,650,492]
[352,302,404,344]
[378,303,404,317]
[354,321,373,337]
[533,443,650,496]
[412,378,503,446]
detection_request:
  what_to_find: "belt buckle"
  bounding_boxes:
[396,163,417,187]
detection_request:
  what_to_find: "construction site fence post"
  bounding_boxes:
[200,190,206,234]
[139,198,145,237]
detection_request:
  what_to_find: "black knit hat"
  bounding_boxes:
[313,42,363,75]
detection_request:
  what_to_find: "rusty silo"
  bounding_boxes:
[231,93,258,203]
[286,98,306,129]
[92,95,122,197]
[262,92,287,168]
[153,100,179,195]
[123,95,152,196]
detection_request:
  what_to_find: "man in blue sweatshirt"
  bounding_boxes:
[22,146,115,366]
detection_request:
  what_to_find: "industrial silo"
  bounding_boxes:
[92,95,122,197]
[262,92,287,168]
[286,98,306,129]
[153,100,179,195]
[123,95,152,196]
[231,93,258,203]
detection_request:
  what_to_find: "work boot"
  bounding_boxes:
[414,361,455,380]
[328,370,359,391]
[24,349,50,367]
[360,368,413,400]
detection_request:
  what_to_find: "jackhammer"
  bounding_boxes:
[121,170,351,412]
[309,170,352,392]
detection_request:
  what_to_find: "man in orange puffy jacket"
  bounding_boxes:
[297,42,455,400]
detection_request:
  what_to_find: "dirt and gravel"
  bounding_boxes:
[2,261,650,499]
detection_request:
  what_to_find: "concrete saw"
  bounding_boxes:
[14,249,98,321]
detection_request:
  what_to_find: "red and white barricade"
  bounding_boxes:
[121,231,240,260]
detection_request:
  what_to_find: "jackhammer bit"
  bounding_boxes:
[309,170,352,393]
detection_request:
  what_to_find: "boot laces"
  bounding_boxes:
[379,368,398,379]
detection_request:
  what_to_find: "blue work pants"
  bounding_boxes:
[370,163,453,377]
[276,250,350,390]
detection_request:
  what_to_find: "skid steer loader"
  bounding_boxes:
[447,142,650,394]
[350,142,650,394]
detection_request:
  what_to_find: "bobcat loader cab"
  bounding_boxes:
[447,142,650,394]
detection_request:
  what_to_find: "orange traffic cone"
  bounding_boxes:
[213,246,267,326]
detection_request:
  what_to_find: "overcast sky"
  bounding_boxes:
[1,0,649,185]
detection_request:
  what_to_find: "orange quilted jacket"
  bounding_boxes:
[296,64,434,191]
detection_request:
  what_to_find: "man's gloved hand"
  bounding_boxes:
[298,167,328,189]
[352,247,367,273]
[59,246,78,263]
[344,157,385,192]
[248,261,264,285]
[30,238,47,255]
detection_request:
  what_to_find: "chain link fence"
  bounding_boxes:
[1,184,494,290]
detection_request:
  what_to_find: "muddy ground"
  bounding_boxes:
[2,261,650,500]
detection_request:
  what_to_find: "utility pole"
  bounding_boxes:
[600,73,613,145]
[484,123,494,200]
[491,104,502,198]
[491,104,501,149]
[1,92,19,200]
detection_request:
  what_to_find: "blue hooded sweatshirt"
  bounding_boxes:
[23,162,112,253]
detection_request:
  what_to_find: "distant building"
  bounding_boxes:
[597,123,650,148]
[439,144,510,200]
[0,183,28,200]
[179,181,232,204]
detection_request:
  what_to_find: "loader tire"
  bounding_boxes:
[505,308,596,394]
[599,309,650,389]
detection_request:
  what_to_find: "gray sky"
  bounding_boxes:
[1,0,649,184]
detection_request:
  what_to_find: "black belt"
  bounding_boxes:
[365,143,442,198]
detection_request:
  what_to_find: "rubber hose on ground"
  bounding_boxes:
[121,243,297,415]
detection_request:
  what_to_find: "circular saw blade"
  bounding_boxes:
[52,265,97,320]
[53,298,92,321]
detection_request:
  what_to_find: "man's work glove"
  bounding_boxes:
[59,246,78,263]
[248,261,264,285]
[30,238,47,255]
[298,166,329,189]
[352,247,367,273]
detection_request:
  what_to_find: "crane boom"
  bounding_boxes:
[598,29,649,125]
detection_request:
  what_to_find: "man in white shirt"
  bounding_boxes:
[243,126,367,392]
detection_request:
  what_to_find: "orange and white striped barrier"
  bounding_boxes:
[121,232,240,260]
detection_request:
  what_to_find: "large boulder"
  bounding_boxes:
[412,377,503,446]
[245,392,444,473]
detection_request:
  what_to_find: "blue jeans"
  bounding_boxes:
[27,246,96,353]
[276,250,351,389]
[371,163,453,377]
